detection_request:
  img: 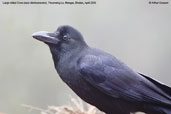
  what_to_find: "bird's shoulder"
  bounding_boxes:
[78,48,126,69]
[77,49,135,84]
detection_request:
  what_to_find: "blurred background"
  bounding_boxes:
[0,0,171,114]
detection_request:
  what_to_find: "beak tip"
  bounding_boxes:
[32,32,39,38]
[32,34,35,38]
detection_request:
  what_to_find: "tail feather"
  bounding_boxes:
[138,73,171,114]
[138,73,171,98]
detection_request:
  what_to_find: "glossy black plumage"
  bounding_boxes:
[32,25,171,114]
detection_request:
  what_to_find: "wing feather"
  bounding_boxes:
[79,55,171,107]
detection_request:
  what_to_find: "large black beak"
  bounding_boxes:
[32,31,59,44]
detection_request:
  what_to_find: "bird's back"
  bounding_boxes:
[77,47,171,114]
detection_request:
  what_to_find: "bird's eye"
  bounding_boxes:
[63,35,70,41]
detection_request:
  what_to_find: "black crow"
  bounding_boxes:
[32,25,171,114]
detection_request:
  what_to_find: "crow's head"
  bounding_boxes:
[32,25,87,52]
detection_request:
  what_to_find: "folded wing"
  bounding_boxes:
[79,55,171,107]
